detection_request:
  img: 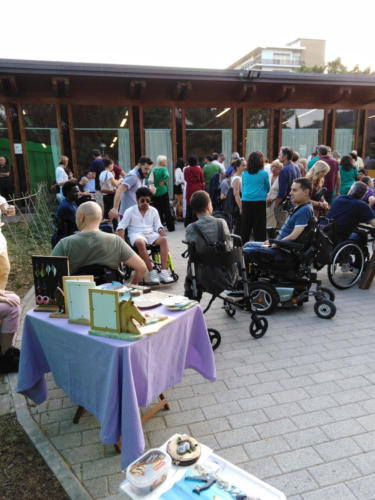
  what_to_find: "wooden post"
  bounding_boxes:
[323,108,329,146]
[232,106,237,154]
[67,104,78,178]
[56,103,64,155]
[331,110,336,151]
[5,103,20,196]
[128,105,135,169]
[181,107,186,160]
[16,102,31,193]
[171,106,177,166]
[242,106,246,158]
[362,108,368,159]
[355,109,361,153]
[139,104,144,155]
[269,108,275,161]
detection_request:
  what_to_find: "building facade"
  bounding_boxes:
[228,38,325,72]
[0,58,375,195]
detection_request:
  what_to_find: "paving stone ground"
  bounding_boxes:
[8,222,375,499]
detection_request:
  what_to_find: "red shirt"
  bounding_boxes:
[321,156,339,193]
[184,166,205,205]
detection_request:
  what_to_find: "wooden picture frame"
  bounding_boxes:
[32,255,70,312]
[89,289,121,333]
[62,276,94,318]
[65,278,96,325]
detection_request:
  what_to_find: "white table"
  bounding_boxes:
[119,434,286,499]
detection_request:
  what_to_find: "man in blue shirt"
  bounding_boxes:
[274,147,301,228]
[51,181,79,248]
[327,181,375,241]
[243,178,314,256]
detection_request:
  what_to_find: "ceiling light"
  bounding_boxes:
[110,143,115,148]
[41,143,47,149]
[120,118,127,127]
[22,109,27,115]
[216,108,230,118]
[113,137,118,143]
[369,115,375,119]
[125,110,129,117]
[296,109,317,119]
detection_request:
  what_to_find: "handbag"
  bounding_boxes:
[100,172,116,194]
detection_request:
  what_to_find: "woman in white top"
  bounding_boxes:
[55,156,69,203]
[229,158,246,235]
[266,159,283,234]
[99,158,117,219]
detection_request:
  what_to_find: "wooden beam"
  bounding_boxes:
[362,108,368,158]
[55,103,64,155]
[323,108,329,146]
[16,102,30,193]
[51,77,70,98]
[67,104,78,177]
[238,84,256,101]
[330,87,351,105]
[175,82,192,101]
[128,106,135,168]
[5,103,20,196]
[129,80,147,100]
[361,92,375,105]
[277,109,282,151]
[355,109,361,153]
[277,86,295,103]
[0,77,18,97]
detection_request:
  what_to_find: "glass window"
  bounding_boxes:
[143,107,173,195]
[334,110,357,156]
[365,110,375,162]
[22,104,59,191]
[282,108,324,158]
[185,107,233,164]
[72,105,130,175]
[0,104,13,197]
[246,109,270,158]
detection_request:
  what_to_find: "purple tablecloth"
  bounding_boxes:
[17,304,216,469]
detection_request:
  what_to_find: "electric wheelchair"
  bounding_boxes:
[241,219,337,319]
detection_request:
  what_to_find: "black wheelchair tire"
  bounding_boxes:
[249,317,268,339]
[316,286,335,302]
[314,299,336,319]
[223,300,236,317]
[171,271,179,282]
[328,241,364,289]
[247,281,279,315]
[207,328,221,351]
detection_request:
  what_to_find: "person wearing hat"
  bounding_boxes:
[225,152,240,178]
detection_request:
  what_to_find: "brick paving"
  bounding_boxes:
[6,221,375,499]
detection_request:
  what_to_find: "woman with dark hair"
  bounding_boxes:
[174,158,185,221]
[241,151,270,243]
[184,155,205,226]
[339,155,358,195]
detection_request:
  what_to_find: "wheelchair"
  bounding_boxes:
[73,263,127,285]
[327,223,375,289]
[243,219,337,319]
[183,234,269,351]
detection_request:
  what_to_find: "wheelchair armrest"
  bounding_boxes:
[268,239,304,251]
[230,234,243,246]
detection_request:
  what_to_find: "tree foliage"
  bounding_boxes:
[298,57,374,74]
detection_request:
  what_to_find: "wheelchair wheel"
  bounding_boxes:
[207,328,221,351]
[171,271,179,282]
[314,299,336,319]
[328,242,365,289]
[223,300,236,317]
[316,286,335,302]
[247,282,278,315]
[249,317,268,339]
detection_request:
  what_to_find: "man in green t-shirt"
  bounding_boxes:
[203,155,221,191]
[52,201,146,283]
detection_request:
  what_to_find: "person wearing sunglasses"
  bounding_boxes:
[117,187,174,284]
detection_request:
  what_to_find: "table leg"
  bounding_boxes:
[114,393,170,453]
[73,405,86,424]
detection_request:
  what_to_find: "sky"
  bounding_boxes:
[2,0,374,72]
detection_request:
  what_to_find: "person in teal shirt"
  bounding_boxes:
[339,155,358,195]
[241,151,270,242]
[148,155,175,231]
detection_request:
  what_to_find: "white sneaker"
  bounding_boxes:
[160,269,174,283]
[149,269,160,284]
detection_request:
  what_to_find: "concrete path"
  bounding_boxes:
[4,221,375,499]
